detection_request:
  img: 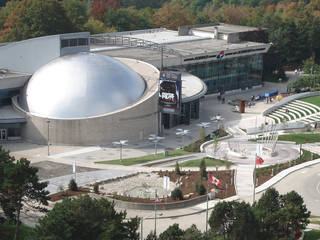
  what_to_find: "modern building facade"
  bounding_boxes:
[91,23,270,128]
[0,23,270,144]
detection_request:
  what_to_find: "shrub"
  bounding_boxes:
[68,178,78,191]
[93,183,99,193]
[200,158,207,179]
[175,161,181,175]
[195,183,206,195]
[171,188,183,200]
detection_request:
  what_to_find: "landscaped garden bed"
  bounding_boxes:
[49,187,90,202]
[111,170,236,204]
[256,150,319,186]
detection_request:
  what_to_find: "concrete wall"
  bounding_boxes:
[13,92,158,145]
[263,91,320,116]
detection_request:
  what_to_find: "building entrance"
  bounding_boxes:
[0,129,7,140]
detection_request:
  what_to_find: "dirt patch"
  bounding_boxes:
[32,161,99,180]
[112,170,236,203]
[49,187,90,202]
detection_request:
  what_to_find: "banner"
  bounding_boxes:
[159,71,182,114]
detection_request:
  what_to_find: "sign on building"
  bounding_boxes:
[159,71,182,114]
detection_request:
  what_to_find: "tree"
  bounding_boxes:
[84,17,109,34]
[278,191,310,237]
[158,223,183,240]
[0,0,75,42]
[209,201,259,240]
[89,0,120,21]
[63,0,88,31]
[209,201,233,239]
[152,2,194,30]
[1,158,49,240]
[253,188,310,239]
[0,145,15,220]
[35,195,140,240]
[0,0,19,31]
[105,7,153,32]
[175,161,181,175]
[183,224,206,240]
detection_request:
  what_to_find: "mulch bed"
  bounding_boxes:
[49,187,90,202]
[256,161,301,187]
[112,170,236,203]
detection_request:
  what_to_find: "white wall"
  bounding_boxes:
[0,35,60,74]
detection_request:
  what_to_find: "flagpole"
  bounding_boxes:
[206,172,209,233]
[154,189,157,236]
[253,153,257,203]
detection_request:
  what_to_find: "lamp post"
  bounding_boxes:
[176,129,190,148]
[197,122,211,139]
[46,120,50,156]
[148,134,165,155]
[112,140,128,163]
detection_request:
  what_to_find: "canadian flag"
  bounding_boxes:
[256,156,264,165]
[209,172,222,187]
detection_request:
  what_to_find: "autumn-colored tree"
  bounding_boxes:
[152,2,194,30]
[0,0,19,30]
[89,0,120,21]
[0,0,75,42]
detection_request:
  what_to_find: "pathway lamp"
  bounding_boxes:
[176,129,190,148]
[112,140,128,163]
[148,134,165,155]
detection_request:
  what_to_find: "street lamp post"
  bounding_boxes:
[176,129,190,148]
[46,120,50,156]
[112,140,128,163]
[148,134,165,155]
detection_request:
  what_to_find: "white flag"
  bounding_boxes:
[163,176,170,190]
[72,160,76,173]
[256,144,262,156]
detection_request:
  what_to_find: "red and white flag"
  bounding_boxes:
[256,156,264,165]
[209,172,222,187]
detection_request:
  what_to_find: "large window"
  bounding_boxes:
[60,38,89,48]
[185,54,263,94]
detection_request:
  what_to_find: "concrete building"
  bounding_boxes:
[0,23,270,144]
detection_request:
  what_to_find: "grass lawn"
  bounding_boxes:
[300,95,320,107]
[95,149,192,166]
[0,222,36,240]
[175,157,233,167]
[278,133,320,144]
[304,230,320,240]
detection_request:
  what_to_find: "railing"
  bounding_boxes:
[90,35,183,57]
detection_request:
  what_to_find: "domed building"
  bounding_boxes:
[13,52,159,145]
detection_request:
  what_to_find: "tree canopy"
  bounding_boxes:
[0,0,75,42]
[35,195,140,240]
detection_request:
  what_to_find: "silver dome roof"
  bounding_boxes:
[20,53,146,119]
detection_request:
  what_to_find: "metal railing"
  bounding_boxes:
[90,35,183,57]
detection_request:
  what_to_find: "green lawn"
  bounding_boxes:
[300,95,320,107]
[95,149,192,166]
[278,133,320,144]
[304,230,320,240]
[175,157,233,167]
[0,222,36,240]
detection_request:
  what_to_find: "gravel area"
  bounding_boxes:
[99,172,176,199]
[31,161,99,180]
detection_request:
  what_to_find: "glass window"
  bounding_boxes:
[61,39,69,48]
[70,39,77,47]
[78,38,88,46]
